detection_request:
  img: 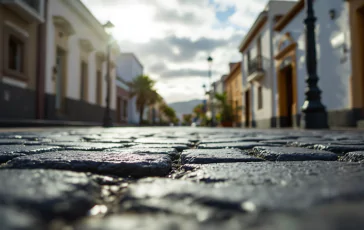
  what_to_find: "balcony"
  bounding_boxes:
[2,0,44,23]
[246,55,269,82]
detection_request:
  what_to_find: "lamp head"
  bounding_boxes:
[103,21,115,34]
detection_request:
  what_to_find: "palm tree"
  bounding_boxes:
[128,75,157,125]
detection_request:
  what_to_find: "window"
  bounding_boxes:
[258,85,263,110]
[123,99,128,118]
[96,70,102,105]
[80,61,88,100]
[257,35,262,55]
[21,0,41,12]
[8,35,24,73]
[4,25,28,81]
[246,50,251,65]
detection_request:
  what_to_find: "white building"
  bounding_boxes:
[274,0,356,127]
[239,0,297,128]
[116,53,144,125]
[44,0,119,123]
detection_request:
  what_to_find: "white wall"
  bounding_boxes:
[45,0,117,110]
[241,1,297,125]
[242,22,273,122]
[116,53,144,124]
[274,0,351,116]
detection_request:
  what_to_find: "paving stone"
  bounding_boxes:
[0,206,44,230]
[198,142,268,150]
[4,151,172,177]
[106,147,179,160]
[0,145,61,163]
[0,169,100,221]
[121,161,364,220]
[48,136,84,142]
[76,201,364,230]
[289,140,334,147]
[0,139,26,145]
[181,149,263,164]
[253,146,338,161]
[313,144,364,155]
[45,142,124,151]
[259,139,299,145]
[340,151,364,163]
[75,214,207,230]
[134,138,192,146]
[88,139,133,144]
[130,144,189,151]
[199,138,248,144]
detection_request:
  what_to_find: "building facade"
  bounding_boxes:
[239,0,296,128]
[224,62,243,127]
[116,77,129,125]
[274,0,356,127]
[0,0,46,120]
[116,53,143,125]
[44,0,118,123]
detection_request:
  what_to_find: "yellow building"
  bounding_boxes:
[224,62,243,127]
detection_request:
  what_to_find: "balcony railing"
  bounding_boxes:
[246,55,269,82]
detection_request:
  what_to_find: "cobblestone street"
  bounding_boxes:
[2,127,364,229]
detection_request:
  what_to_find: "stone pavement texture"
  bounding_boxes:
[1,127,364,229]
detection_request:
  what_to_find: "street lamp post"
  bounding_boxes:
[207,56,215,127]
[102,21,114,127]
[300,0,328,129]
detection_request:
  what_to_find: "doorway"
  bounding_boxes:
[55,47,66,112]
[244,90,250,127]
[117,96,121,123]
[278,65,294,127]
[360,8,364,106]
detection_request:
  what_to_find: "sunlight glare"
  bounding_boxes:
[109,4,158,43]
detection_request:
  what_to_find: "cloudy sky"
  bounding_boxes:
[81,0,277,103]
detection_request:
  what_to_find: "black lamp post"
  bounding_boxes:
[207,56,215,127]
[102,21,114,127]
[300,0,328,129]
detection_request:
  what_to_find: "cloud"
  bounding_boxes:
[159,68,217,79]
[81,0,273,103]
[119,33,242,68]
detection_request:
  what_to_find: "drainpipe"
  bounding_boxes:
[36,0,48,119]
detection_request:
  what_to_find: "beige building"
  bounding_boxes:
[0,0,46,120]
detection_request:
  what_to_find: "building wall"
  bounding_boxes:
[116,53,144,124]
[240,1,298,128]
[274,0,352,127]
[0,4,40,119]
[224,64,243,126]
[242,22,273,125]
[44,0,118,122]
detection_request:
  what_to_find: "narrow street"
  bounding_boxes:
[1,127,364,229]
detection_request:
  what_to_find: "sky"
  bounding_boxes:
[81,0,279,104]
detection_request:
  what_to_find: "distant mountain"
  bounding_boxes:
[168,99,202,118]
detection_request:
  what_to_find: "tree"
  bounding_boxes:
[215,93,233,124]
[128,75,157,125]
[161,105,177,123]
[183,114,193,125]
